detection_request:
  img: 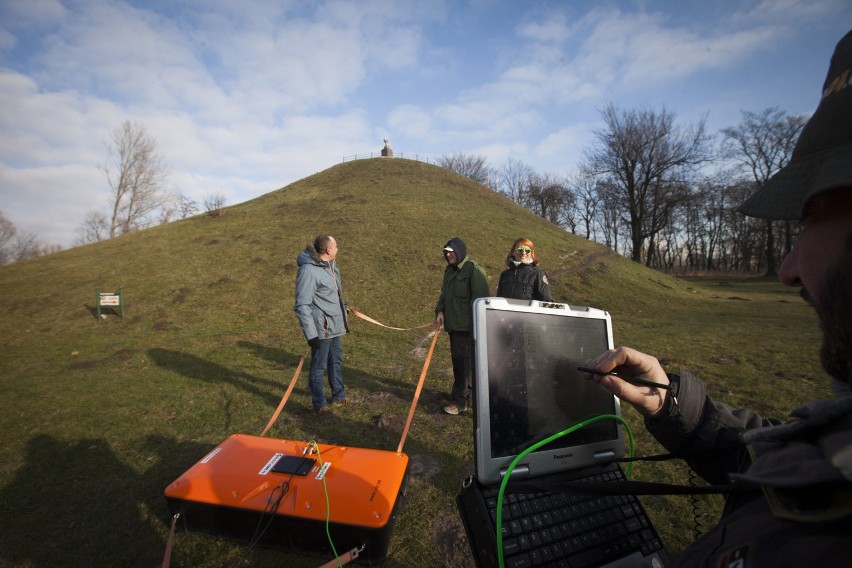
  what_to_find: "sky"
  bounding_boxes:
[1,0,850,250]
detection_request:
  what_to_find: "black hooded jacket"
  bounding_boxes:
[496,259,552,301]
[435,237,489,332]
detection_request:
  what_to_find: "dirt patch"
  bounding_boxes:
[108,348,136,362]
[370,413,405,432]
[173,287,190,304]
[362,391,407,406]
[406,454,441,484]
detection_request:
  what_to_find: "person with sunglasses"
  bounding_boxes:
[496,237,553,302]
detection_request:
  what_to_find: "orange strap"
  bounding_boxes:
[161,512,180,568]
[260,354,306,437]
[317,546,362,568]
[348,307,433,331]
[397,326,441,454]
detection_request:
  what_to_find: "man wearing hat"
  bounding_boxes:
[435,237,490,415]
[583,30,852,566]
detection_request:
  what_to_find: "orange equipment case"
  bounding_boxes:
[164,434,409,564]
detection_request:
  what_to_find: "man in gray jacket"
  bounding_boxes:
[294,235,350,414]
[584,30,852,567]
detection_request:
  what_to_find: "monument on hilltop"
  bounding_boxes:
[381,138,393,158]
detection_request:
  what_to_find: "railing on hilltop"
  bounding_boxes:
[341,152,436,164]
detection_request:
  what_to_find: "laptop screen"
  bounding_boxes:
[472,298,622,484]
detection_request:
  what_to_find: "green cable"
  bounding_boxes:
[495,414,634,568]
[309,440,341,567]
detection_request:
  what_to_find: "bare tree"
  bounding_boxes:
[99,121,171,238]
[438,152,492,185]
[568,172,601,239]
[76,211,111,245]
[584,103,713,263]
[721,108,807,275]
[0,211,16,265]
[203,191,227,216]
[594,178,622,252]
[178,194,200,218]
[0,211,59,263]
[524,172,574,228]
[497,159,534,203]
[156,193,182,225]
[12,231,41,261]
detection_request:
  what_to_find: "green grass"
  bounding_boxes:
[0,159,826,567]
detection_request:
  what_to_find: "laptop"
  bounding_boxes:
[457,298,669,568]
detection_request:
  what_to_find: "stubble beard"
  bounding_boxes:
[811,234,852,386]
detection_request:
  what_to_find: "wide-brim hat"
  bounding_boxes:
[738,29,852,220]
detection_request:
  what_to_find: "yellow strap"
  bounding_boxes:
[348,307,433,331]
[397,326,441,454]
[260,354,306,437]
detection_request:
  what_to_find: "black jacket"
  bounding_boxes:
[649,372,852,567]
[496,261,552,301]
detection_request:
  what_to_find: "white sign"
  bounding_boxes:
[259,453,284,475]
[99,294,120,306]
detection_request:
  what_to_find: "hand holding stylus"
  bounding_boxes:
[577,367,672,390]
[579,347,672,418]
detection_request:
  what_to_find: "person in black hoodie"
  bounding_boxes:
[435,237,490,415]
[496,237,553,301]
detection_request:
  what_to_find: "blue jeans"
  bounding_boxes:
[308,336,345,410]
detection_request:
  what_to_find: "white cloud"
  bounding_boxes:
[0,0,849,249]
[0,163,103,247]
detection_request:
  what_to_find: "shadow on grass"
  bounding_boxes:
[236,341,446,406]
[0,433,211,567]
[148,347,299,407]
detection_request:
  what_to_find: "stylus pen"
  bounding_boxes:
[577,366,672,390]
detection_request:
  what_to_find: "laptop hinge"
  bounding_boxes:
[500,464,530,480]
[593,450,616,465]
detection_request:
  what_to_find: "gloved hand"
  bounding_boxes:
[307,337,321,350]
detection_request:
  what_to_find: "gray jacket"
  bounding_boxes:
[294,246,349,341]
[648,372,852,567]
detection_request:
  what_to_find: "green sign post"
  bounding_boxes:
[96,287,124,321]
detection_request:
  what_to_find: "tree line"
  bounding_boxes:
[439,105,807,276]
[0,211,62,264]
[4,105,804,275]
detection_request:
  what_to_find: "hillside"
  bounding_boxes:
[0,158,823,567]
[0,158,695,343]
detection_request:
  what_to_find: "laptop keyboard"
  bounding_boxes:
[484,470,665,568]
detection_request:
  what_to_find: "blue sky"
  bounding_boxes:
[1,0,850,249]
